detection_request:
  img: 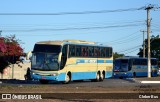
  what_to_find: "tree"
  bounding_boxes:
[137,35,160,67]
[113,52,124,60]
[0,37,7,56]
[0,35,24,73]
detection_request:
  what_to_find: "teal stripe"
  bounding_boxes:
[76,59,113,64]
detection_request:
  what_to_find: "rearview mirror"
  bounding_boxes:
[58,52,62,63]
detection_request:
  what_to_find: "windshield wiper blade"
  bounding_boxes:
[44,61,51,70]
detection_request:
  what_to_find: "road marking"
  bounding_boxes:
[141,81,160,84]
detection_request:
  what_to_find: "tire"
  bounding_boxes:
[24,75,27,80]
[100,72,104,81]
[119,76,123,79]
[133,72,136,78]
[62,74,71,84]
[39,80,49,84]
[95,72,100,82]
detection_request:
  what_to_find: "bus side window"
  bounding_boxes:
[81,47,85,57]
[98,48,100,57]
[88,47,94,57]
[94,47,97,57]
[69,45,75,57]
[81,47,88,57]
[106,47,109,57]
[100,47,106,57]
[85,47,88,56]
[128,59,132,71]
[76,45,81,57]
[109,47,113,57]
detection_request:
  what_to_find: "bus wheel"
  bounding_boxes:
[119,76,123,79]
[62,73,71,84]
[133,72,136,78]
[100,72,104,81]
[39,80,49,84]
[95,72,100,82]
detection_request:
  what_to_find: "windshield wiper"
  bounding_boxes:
[44,61,51,70]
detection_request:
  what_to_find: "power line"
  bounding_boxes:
[112,35,142,45]
[124,48,139,55]
[104,30,140,44]
[118,45,142,53]
[0,7,144,16]
[1,20,145,28]
[2,23,143,32]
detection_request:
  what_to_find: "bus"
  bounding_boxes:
[113,57,159,78]
[31,40,113,84]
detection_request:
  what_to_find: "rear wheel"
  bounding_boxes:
[95,72,100,82]
[100,72,104,81]
[133,72,136,78]
[39,80,49,84]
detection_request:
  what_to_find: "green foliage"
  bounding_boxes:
[137,35,160,67]
[113,52,124,60]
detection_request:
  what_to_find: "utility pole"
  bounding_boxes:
[140,30,147,58]
[145,4,159,78]
[145,4,154,78]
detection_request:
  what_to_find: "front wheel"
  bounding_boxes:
[62,74,71,84]
[39,80,49,84]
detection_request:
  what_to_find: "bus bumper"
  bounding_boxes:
[113,72,133,78]
[31,73,66,81]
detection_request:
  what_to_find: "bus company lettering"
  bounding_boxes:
[76,59,97,63]
[85,60,97,63]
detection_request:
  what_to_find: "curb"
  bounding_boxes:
[132,78,141,83]
[140,81,160,84]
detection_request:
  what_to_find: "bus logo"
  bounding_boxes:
[2,94,11,99]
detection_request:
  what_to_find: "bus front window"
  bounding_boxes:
[120,59,128,72]
[32,53,59,71]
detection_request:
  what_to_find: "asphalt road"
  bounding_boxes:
[0,78,153,87]
[1,78,160,101]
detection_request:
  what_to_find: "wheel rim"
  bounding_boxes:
[101,73,104,79]
[96,73,100,80]
[66,75,70,82]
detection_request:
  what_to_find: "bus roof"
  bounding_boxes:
[36,40,112,47]
[36,40,63,45]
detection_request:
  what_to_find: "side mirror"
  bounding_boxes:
[26,51,32,60]
[58,52,62,63]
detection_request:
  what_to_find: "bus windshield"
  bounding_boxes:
[33,44,61,53]
[31,53,59,71]
[31,44,61,71]
[114,59,129,72]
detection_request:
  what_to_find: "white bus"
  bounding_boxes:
[31,40,113,84]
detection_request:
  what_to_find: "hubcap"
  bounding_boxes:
[66,75,70,82]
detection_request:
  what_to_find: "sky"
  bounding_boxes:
[0,0,160,56]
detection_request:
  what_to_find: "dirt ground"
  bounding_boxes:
[0,84,160,102]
